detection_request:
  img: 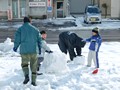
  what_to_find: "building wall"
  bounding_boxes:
[99,0,111,18]
[28,0,47,18]
[53,0,68,18]
[111,0,120,18]
[70,0,92,14]
[0,0,120,19]
[96,0,120,18]
[0,0,9,19]
[64,0,69,17]
[28,0,68,18]
[0,0,9,11]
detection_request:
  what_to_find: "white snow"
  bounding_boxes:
[73,56,85,65]
[42,52,69,74]
[58,17,120,30]
[0,38,120,90]
[0,38,13,52]
[0,16,120,30]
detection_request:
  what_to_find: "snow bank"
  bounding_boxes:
[59,17,120,30]
[42,52,69,74]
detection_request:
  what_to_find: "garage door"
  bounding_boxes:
[70,0,91,14]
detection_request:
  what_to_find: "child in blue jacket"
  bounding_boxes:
[86,27,102,74]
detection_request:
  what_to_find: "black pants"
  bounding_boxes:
[76,46,82,56]
[68,47,75,60]
[58,38,67,54]
[58,41,82,60]
[37,57,44,71]
[68,47,82,61]
[58,33,82,60]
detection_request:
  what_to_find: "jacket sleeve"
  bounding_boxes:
[86,37,92,42]
[14,28,21,50]
[41,40,51,51]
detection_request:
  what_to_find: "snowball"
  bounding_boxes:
[0,38,13,52]
[73,56,85,65]
[42,52,69,74]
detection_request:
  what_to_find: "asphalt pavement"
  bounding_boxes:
[0,20,120,43]
[0,28,120,43]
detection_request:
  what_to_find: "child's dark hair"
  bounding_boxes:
[40,30,46,34]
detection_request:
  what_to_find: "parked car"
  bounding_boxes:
[84,5,102,24]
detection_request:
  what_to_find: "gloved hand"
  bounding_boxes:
[13,47,17,52]
[45,50,53,54]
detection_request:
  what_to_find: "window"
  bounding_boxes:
[57,2,63,9]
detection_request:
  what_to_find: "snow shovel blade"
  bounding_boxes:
[92,68,98,74]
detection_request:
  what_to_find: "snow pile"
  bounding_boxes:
[45,18,75,26]
[1,38,120,90]
[0,38,20,57]
[0,38,13,52]
[42,52,69,74]
[64,16,75,20]
[75,17,84,27]
[73,56,86,65]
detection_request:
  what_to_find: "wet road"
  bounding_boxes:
[0,28,120,43]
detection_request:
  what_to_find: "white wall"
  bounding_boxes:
[99,0,111,17]
[29,0,47,17]
[111,0,120,18]
[0,0,8,11]
[0,0,9,18]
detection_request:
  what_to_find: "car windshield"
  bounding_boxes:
[87,7,100,13]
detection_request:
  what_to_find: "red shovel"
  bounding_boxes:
[92,68,98,74]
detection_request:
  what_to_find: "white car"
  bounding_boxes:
[84,5,102,24]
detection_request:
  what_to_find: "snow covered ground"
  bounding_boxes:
[0,16,120,30]
[0,38,120,90]
[58,17,120,30]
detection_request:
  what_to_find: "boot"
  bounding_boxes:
[31,82,37,86]
[23,74,29,84]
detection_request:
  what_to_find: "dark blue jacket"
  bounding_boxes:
[86,34,102,52]
[58,31,86,49]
